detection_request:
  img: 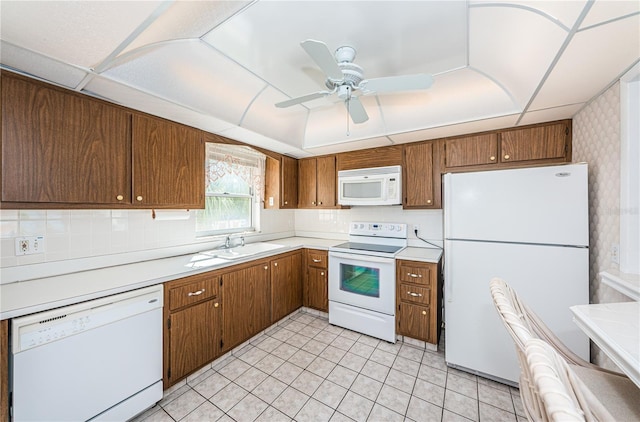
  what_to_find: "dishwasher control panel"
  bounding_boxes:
[12,285,163,353]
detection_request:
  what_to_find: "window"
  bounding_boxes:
[196,143,265,236]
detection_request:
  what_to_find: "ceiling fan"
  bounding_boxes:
[275,39,434,124]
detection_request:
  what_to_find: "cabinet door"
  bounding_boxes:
[281,155,298,208]
[404,142,435,208]
[307,266,328,312]
[271,252,303,322]
[445,134,498,168]
[221,262,270,351]
[298,158,317,208]
[397,302,430,342]
[132,114,204,208]
[316,156,336,207]
[1,73,131,204]
[168,299,219,382]
[500,122,569,163]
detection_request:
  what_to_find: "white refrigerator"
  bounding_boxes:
[443,163,590,385]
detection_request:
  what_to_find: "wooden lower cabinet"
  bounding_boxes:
[221,261,271,353]
[304,249,329,312]
[271,251,303,322]
[396,259,442,345]
[164,273,221,388]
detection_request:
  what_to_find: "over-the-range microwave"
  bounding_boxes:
[338,165,402,206]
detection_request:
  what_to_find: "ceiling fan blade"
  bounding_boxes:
[345,96,369,124]
[275,91,331,108]
[359,74,434,94]
[301,39,344,82]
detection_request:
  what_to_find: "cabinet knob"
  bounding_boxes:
[284,201,288,205]
[422,310,427,315]
[214,302,219,308]
[504,154,510,160]
[274,262,278,267]
[116,194,124,201]
[136,195,143,202]
[264,266,268,270]
[319,202,323,205]
[312,201,316,205]
[426,199,432,204]
[490,156,496,161]
[321,272,325,276]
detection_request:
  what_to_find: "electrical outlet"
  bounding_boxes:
[413,224,419,232]
[15,236,46,256]
[611,243,620,265]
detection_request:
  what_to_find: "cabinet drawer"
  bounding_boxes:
[169,277,218,310]
[307,249,328,268]
[398,263,432,285]
[399,283,431,306]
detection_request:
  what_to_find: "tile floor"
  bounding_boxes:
[134,311,526,422]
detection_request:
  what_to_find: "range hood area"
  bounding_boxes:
[1,1,638,157]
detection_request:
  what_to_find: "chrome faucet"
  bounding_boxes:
[224,235,231,249]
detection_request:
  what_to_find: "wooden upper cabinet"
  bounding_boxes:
[404,141,439,209]
[1,72,131,205]
[316,156,336,207]
[336,145,403,171]
[298,155,337,208]
[445,133,498,168]
[500,121,570,163]
[298,157,317,208]
[281,155,298,208]
[132,114,204,208]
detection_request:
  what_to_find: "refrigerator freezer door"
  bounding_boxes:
[444,240,589,384]
[444,163,588,246]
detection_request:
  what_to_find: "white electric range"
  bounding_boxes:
[328,222,407,342]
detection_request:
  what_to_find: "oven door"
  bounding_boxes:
[328,251,396,315]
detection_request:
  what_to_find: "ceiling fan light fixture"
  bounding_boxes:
[335,46,356,63]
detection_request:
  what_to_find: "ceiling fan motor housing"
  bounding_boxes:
[326,62,364,89]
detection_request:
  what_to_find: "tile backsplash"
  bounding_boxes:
[0,208,295,270]
[0,205,442,273]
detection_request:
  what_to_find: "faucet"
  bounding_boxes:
[224,235,231,249]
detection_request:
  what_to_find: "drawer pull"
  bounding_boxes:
[187,289,205,297]
[312,259,322,263]
[407,292,423,297]
[407,273,422,278]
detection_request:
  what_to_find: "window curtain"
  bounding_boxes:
[205,143,266,203]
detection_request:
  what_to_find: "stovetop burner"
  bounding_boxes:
[332,242,404,255]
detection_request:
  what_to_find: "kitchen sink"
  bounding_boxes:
[201,242,285,261]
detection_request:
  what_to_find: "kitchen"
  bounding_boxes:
[1,1,639,421]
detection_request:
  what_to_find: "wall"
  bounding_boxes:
[572,81,631,368]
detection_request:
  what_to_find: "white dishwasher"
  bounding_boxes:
[10,285,164,421]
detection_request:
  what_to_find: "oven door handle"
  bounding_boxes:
[329,251,394,264]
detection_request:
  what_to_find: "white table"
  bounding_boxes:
[570,301,640,389]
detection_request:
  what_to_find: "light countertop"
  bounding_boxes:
[397,247,443,263]
[0,237,441,320]
[570,301,640,388]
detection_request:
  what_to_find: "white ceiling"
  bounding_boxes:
[1,1,638,158]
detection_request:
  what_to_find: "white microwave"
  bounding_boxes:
[338,165,402,206]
